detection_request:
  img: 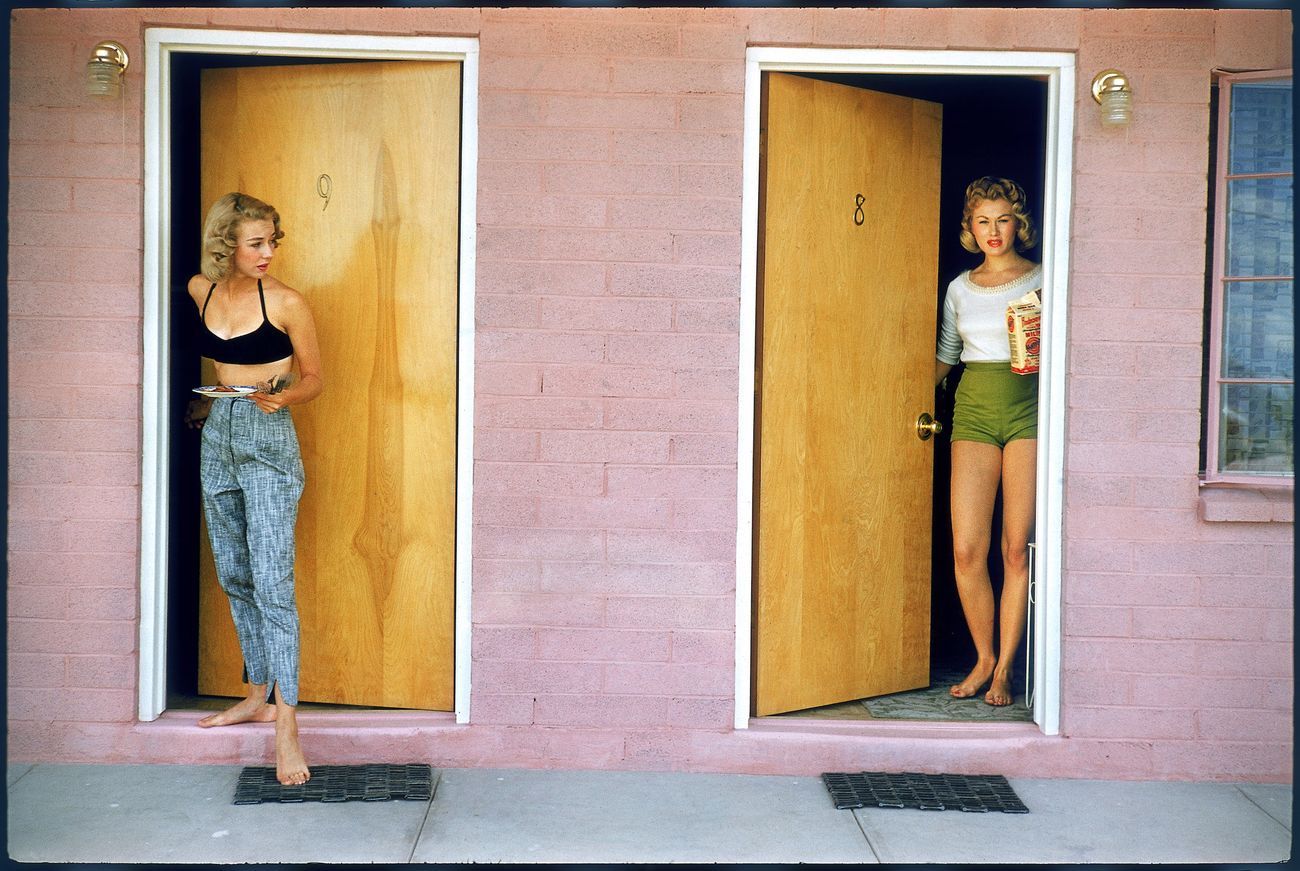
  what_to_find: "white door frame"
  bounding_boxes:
[735,47,1073,734]
[138,28,478,723]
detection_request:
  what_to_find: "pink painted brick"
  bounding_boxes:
[541,364,675,399]
[472,626,538,661]
[541,298,674,332]
[673,369,739,401]
[609,59,744,95]
[7,653,66,688]
[475,396,603,430]
[501,20,680,57]
[7,552,137,587]
[1194,641,1292,678]
[611,131,742,166]
[1063,572,1198,607]
[6,585,69,620]
[670,630,734,664]
[604,662,734,696]
[1084,8,1214,38]
[7,687,135,723]
[606,530,733,564]
[8,620,137,656]
[1131,606,1277,642]
[1010,8,1082,48]
[607,465,736,498]
[539,431,671,464]
[1063,540,1134,573]
[1066,705,1196,740]
[604,398,734,433]
[667,696,733,730]
[541,561,733,596]
[8,109,73,144]
[478,91,545,126]
[473,429,539,461]
[64,654,136,690]
[474,659,605,694]
[469,693,536,726]
[1062,671,1133,706]
[1077,35,1213,73]
[534,694,668,728]
[542,95,677,129]
[677,96,743,133]
[1150,740,1290,781]
[671,499,736,531]
[473,526,604,562]
[880,8,951,47]
[13,214,140,251]
[1198,573,1295,609]
[11,386,141,422]
[541,729,628,768]
[1130,674,1291,711]
[470,460,603,496]
[1065,474,1134,509]
[1062,606,1132,638]
[473,492,539,527]
[1070,274,1204,310]
[12,486,139,522]
[745,8,817,44]
[674,299,739,333]
[480,127,611,164]
[11,142,141,180]
[604,595,733,630]
[679,24,747,59]
[475,592,605,628]
[1070,307,1203,345]
[1133,542,1278,577]
[475,294,542,329]
[678,165,741,199]
[610,197,738,232]
[945,8,1019,49]
[71,111,141,145]
[609,263,739,299]
[9,519,140,554]
[535,227,675,263]
[1198,709,1292,743]
[9,283,141,319]
[1128,476,1200,509]
[1073,172,1207,209]
[1067,409,1136,443]
[478,194,608,230]
[536,496,673,530]
[536,628,671,662]
[623,730,691,770]
[1068,508,1198,542]
[809,8,886,46]
[607,334,736,367]
[476,363,542,397]
[672,232,741,266]
[473,559,543,594]
[65,588,138,622]
[1212,10,1293,69]
[1071,235,1209,275]
[1063,638,1198,674]
[481,261,610,298]
[479,55,612,93]
[1067,443,1199,476]
[479,160,545,193]
[544,162,677,196]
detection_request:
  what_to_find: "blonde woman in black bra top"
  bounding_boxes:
[186,192,322,785]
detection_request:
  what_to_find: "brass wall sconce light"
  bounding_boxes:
[1091,69,1133,127]
[87,41,129,97]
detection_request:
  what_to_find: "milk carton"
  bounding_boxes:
[1007,289,1041,375]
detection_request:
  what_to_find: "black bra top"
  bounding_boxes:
[198,280,294,365]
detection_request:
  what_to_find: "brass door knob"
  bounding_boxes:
[916,412,943,441]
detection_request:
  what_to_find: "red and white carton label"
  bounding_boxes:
[1007,289,1041,375]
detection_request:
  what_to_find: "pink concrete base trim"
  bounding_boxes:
[7,716,1291,783]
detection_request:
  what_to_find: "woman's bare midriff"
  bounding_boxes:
[215,355,294,389]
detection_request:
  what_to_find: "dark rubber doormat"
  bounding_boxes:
[234,763,434,804]
[822,771,1029,813]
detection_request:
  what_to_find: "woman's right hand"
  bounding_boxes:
[185,396,213,429]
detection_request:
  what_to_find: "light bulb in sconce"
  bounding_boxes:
[1091,69,1133,127]
[87,41,129,98]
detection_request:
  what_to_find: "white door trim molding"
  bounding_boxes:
[139,28,479,723]
[735,46,1073,735]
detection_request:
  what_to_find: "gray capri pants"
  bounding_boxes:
[200,397,305,706]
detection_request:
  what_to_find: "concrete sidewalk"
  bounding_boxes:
[6,762,1293,864]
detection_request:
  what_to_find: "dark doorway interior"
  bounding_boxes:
[163,52,367,708]
[800,71,1049,706]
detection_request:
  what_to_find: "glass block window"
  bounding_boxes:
[1208,72,1294,480]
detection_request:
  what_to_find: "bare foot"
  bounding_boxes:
[197,697,276,728]
[275,712,310,786]
[985,672,1013,707]
[949,659,995,699]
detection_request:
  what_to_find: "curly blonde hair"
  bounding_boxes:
[199,192,284,282]
[958,176,1037,254]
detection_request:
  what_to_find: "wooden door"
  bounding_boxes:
[197,60,460,710]
[754,73,942,716]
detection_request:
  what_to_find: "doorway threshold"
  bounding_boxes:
[746,717,1041,740]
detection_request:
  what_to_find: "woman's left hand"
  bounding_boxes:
[250,389,292,414]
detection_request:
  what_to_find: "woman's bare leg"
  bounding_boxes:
[986,437,1036,706]
[273,684,310,786]
[948,440,1003,698]
[197,683,276,727]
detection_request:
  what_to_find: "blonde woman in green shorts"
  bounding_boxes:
[934,177,1041,707]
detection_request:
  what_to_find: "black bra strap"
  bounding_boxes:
[257,279,268,319]
[201,282,217,322]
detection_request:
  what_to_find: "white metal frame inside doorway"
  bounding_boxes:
[734,46,1073,734]
[138,28,479,724]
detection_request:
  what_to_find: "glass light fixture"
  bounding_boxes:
[1091,69,1133,127]
[87,41,129,98]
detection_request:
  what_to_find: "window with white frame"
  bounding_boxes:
[1206,70,1293,481]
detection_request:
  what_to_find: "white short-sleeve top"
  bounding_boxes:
[935,264,1043,365]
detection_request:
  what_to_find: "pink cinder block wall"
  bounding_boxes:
[7,6,1294,781]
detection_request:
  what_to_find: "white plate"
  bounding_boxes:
[193,385,257,398]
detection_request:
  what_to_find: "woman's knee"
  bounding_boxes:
[952,538,990,576]
[1001,537,1031,572]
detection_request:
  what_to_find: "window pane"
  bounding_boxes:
[1229,79,1293,174]
[1222,280,1295,379]
[1227,176,1294,276]
[1219,383,1294,475]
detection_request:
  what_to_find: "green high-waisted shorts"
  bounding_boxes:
[951,361,1039,447]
